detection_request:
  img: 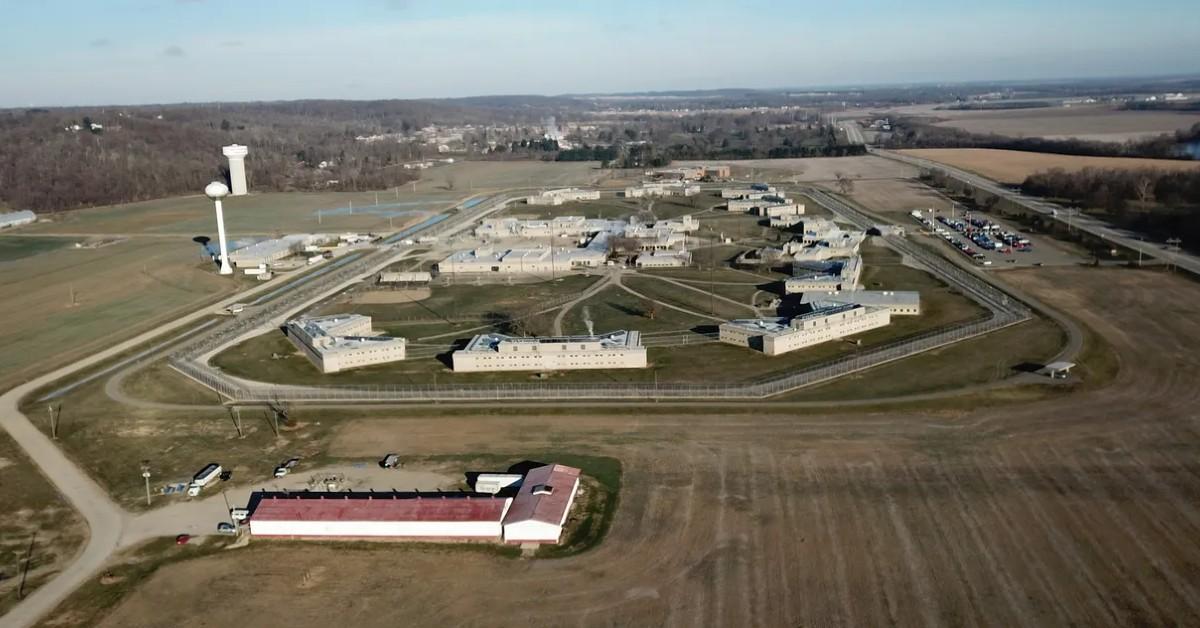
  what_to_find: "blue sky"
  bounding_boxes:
[1,0,1197,106]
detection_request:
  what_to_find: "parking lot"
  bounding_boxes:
[909,209,1084,268]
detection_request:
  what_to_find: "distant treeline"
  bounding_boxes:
[886,119,1200,160]
[937,101,1054,111]
[1121,101,1200,112]
[1021,167,1200,251]
[0,99,567,213]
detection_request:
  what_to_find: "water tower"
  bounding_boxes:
[205,181,234,275]
[222,144,249,196]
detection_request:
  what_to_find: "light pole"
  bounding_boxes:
[205,181,233,275]
[140,460,152,506]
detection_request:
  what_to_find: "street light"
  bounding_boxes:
[140,460,152,506]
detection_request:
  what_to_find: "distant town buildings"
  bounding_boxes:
[0,210,36,229]
[452,331,647,372]
[285,314,407,373]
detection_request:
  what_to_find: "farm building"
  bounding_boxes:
[452,330,647,372]
[720,303,891,356]
[285,314,407,373]
[246,463,582,544]
[0,210,36,229]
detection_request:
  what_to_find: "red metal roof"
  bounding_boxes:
[250,493,508,523]
[503,464,581,526]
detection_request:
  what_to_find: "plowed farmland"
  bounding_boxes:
[81,266,1200,628]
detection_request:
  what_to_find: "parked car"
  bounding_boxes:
[175,534,191,545]
[230,508,250,522]
[380,453,401,469]
[273,466,289,478]
[216,522,237,535]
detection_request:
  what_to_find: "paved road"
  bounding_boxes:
[873,148,1200,276]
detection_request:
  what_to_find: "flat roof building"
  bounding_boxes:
[285,314,407,373]
[229,234,316,267]
[526,188,601,206]
[720,303,891,356]
[0,210,36,229]
[635,250,692,268]
[785,257,863,293]
[799,290,921,315]
[379,271,433,284]
[452,330,647,372]
[623,182,700,198]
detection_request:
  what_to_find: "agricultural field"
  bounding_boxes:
[923,104,1200,143]
[0,432,86,618]
[0,236,74,262]
[898,148,1200,185]
[678,155,919,181]
[409,160,609,193]
[842,178,956,215]
[20,190,454,237]
[52,265,1200,628]
[0,237,236,390]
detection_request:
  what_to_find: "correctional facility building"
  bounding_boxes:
[720,303,891,356]
[784,257,863,293]
[229,234,317,267]
[722,184,776,200]
[285,314,407,373]
[799,290,921,315]
[526,188,601,206]
[623,182,701,198]
[635,250,692,268]
[247,463,581,544]
[452,331,647,372]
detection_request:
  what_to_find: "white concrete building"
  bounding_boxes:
[436,240,607,275]
[228,234,316,267]
[0,210,36,229]
[452,330,647,372]
[379,271,433,284]
[785,257,862,293]
[722,184,776,200]
[720,303,891,356]
[222,144,249,196]
[635,250,692,268]
[526,188,601,206]
[285,314,407,373]
[799,290,922,315]
[623,182,700,198]
[770,215,803,228]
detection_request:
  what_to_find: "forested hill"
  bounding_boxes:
[0,99,561,213]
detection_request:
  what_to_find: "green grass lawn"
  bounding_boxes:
[0,236,74,261]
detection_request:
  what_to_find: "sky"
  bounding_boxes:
[1,0,1198,107]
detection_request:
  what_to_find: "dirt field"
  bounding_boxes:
[410,160,610,193]
[69,264,1200,628]
[677,155,919,181]
[923,105,1200,143]
[899,148,1200,184]
[843,178,956,214]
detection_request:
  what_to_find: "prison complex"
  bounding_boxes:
[452,331,647,372]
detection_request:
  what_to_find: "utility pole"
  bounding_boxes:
[140,460,152,506]
[46,404,58,439]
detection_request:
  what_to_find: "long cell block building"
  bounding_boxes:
[452,330,647,372]
[285,314,407,373]
[720,303,891,356]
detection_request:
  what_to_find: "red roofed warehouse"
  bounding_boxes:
[248,493,511,540]
[245,463,582,544]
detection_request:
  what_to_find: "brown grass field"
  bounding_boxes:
[843,178,957,214]
[45,264,1200,628]
[0,432,85,617]
[923,105,1200,143]
[678,155,920,181]
[899,148,1200,184]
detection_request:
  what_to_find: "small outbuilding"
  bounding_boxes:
[1039,361,1076,379]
